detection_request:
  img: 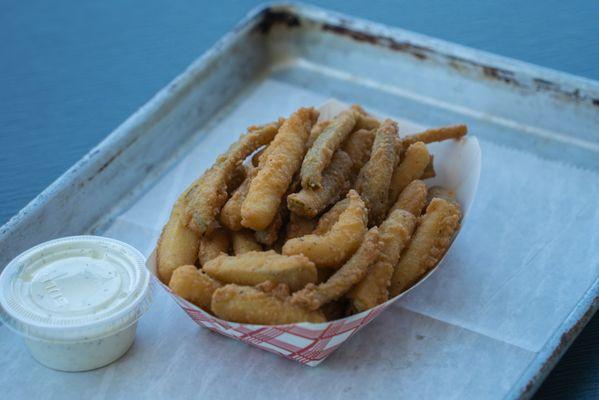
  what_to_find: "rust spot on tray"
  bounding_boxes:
[520,296,598,398]
[255,7,300,34]
[482,66,519,85]
[321,23,429,61]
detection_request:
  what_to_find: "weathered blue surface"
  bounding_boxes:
[1,1,597,398]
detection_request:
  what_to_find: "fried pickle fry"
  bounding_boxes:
[307,119,331,148]
[282,190,367,268]
[388,141,430,206]
[390,198,461,296]
[231,229,262,255]
[168,265,222,311]
[287,150,352,218]
[219,168,256,231]
[185,120,281,234]
[351,104,381,130]
[291,228,381,310]
[157,190,200,284]
[313,198,349,235]
[354,120,400,226]
[348,210,416,312]
[421,156,436,180]
[203,250,317,292]
[388,180,428,217]
[401,124,467,149]
[254,202,287,246]
[285,214,317,240]
[341,128,375,180]
[301,110,356,189]
[211,284,326,324]
[198,227,230,266]
[241,108,318,230]
[228,164,248,194]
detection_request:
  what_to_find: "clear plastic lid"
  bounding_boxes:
[0,236,152,342]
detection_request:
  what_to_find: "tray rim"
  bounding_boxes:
[0,2,597,398]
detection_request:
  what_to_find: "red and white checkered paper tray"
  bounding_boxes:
[146,100,481,366]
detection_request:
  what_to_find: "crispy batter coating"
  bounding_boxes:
[390,198,461,296]
[313,198,349,235]
[231,229,262,255]
[388,180,428,217]
[254,202,287,246]
[301,110,356,189]
[203,250,317,292]
[198,227,230,266]
[342,128,375,181]
[282,190,367,269]
[285,214,317,241]
[307,119,331,148]
[291,228,381,310]
[288,150,352,218]
[388,142,430,206]
[241,108,318,230]
[211,284,326,324]
[168,265,222,311]
[348,210,416,312]
[157,190,200,284]
[255,281,290,300]
[351,104,381,130]
[401,124,467,149]
[421,156,436,179]
[354,120,400,226]
[220,168,253,231]
[185,121,281,234]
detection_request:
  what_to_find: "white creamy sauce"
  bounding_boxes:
[0,236,150,372]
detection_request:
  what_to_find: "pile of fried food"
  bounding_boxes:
[157,104,467,325]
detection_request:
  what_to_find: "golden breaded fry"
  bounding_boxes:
[421,156,436,179]
[307,119,331,148]
[198,227,230,266]
[401,124,467,148]
[285,214,316,240]
[348,210,416,312]
[291,228,381,310]
[388,180,428,217]
[354,120,400,226]
[283,190,367,268]
[168,265,221,311]
[220,167,258,231]
[351,104,381,130]
[185,121,281,234]
[255,281,290,300]
[390,198,461,296]
[241,108,318,230]
[203,250,317,292]
[157,190,200,284]
[313,198,349,235]
[341,128,375,179]
[388,141,430,206]
[211,284,326,324]
[301,110,356,189]
[231,229,262,255]
[426,186,462,213]
[254,202,287,246]
[287,150,352,218]
[228,164,248,194]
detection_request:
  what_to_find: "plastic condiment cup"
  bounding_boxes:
[0,236,152,372]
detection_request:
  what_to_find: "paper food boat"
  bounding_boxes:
[146,100,481,366]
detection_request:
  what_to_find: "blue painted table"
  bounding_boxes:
[1,1,597,398]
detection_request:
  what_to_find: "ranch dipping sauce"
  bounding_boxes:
[0,236,152,371]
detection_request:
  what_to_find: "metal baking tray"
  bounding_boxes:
[1,3,598,399]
